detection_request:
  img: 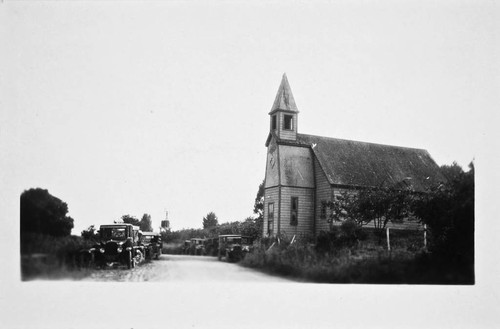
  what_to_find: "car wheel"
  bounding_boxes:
[135,250,144,265]
[127,251,133,269]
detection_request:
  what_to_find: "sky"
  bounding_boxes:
[1,1,497,235]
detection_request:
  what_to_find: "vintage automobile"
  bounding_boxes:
[203,237,219,256]
[182,240,191,254]
[140,232,162,260]
[218,235,253,262]
[189,238,205,255]
[91,223,145,269]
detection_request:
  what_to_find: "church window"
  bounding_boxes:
[290,197,298,226]
[284,115,293,130]
[271,115,277,130]
[268,203,274,235]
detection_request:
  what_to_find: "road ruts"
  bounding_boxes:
[83,254,292,282]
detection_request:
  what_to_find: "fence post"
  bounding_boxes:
[386,227,391,251]
[424,224,427,250]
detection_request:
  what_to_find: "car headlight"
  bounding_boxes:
[99,248,105,253]
[117,247,123,253]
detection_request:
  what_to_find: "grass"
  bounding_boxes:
[241,233,474,284]
[21,233,96,281]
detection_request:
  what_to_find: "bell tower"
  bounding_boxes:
[269,73,299,141]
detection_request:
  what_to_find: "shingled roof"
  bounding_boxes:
[269,73,299,114]
[296,134,446,192]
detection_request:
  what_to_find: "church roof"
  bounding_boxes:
[295,133,446,192]
[269,73,299,114]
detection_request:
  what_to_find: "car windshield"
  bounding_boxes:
[142,236,152,243]
[227,237,241,244]
[101,227,127,241]
[241,237,251,245]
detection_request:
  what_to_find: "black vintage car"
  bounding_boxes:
[189,238,205,255]
[140,232,162,260]
[182,240,191,254]
[218,235,253,262]
[203,237,219,256]
[92,223,145,269]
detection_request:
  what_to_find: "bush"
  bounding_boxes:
[242,238,422,283]
[20,233,95,280]
[315,221,368,254]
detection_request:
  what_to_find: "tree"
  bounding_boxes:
[440,162,465,182]
[355,186,413,233]
[202,212,218,230]
[140,213,153,232]
[81,225,99,240]
[240,217,261,240]
[121,214,140,226]
[253,180,264,219]
[324,186,414,237]
[20,188,74,237]
[217,221,240,235]
[412,162,474,267]
[323,190,359,224]
[253,180,265,236]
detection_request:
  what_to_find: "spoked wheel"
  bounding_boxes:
[134,250,144,266]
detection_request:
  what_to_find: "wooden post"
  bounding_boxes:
[386,227,391,251]
[424,224,427,250]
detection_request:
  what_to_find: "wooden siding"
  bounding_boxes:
[330,218,423,230]
[314,156,332,234]
[263,187,280,236]
[277,112,297,141]
[277,186,314,237]
[279,145,314,188]
[265,137,280,188]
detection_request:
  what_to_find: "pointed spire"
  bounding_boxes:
[270,73,299,114]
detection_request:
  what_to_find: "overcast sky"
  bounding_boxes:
[2,1,497,234]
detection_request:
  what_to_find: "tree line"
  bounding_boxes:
[162,181,265,243]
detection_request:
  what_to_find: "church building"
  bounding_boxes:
[263,74,446,237]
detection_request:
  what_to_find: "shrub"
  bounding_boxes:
[20,233,95,280]
[340,220,367,245]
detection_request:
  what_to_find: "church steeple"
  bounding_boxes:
[270,73,299,114]
[269,73,298,142]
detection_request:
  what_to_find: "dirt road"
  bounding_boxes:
[83,254,291,282]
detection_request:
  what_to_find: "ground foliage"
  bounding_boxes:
[21,233,95,280]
